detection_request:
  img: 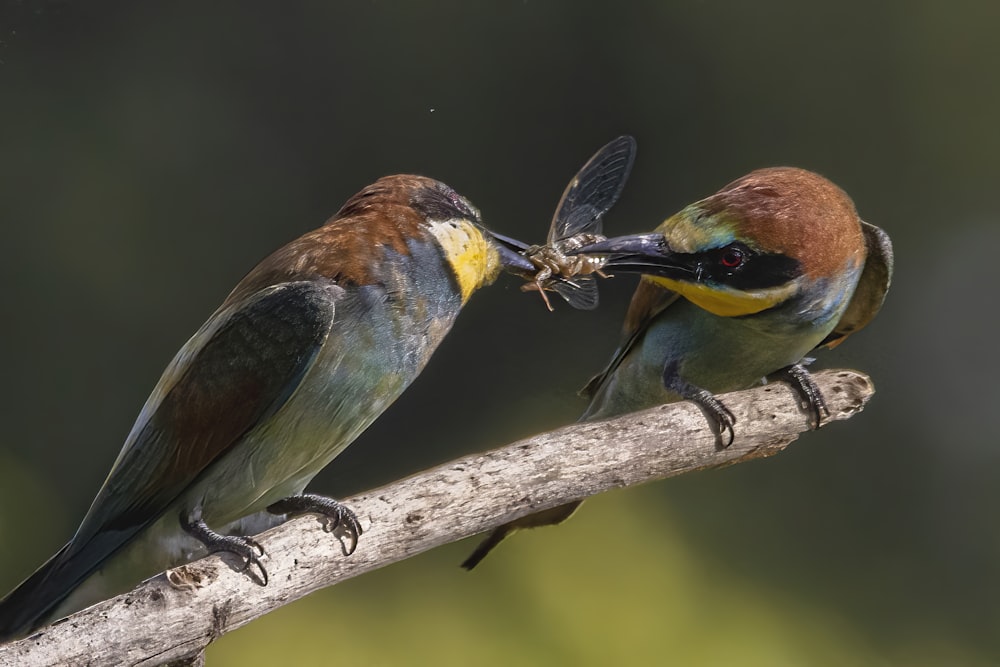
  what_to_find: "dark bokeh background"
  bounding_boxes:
[1,1,998,664]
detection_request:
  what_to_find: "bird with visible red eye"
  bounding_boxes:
[574,167,892,436]
[719,245,745,269]
[461,166,893,570]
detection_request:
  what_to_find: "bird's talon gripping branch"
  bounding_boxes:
[775,363,830,428]
[720,420,736,448]
[661,361,736,448]
[179,511,269,586]
[698,393,736,449]
[268,493,363,556]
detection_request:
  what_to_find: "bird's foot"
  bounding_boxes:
[180,510,268,585]
[662,361,736,448]
[686,387,737,448]
[268,493,363,556]
[774,362,829,428]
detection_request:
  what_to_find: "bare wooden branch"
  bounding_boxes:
[0,369,874,667]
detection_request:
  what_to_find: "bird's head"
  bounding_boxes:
[579,167,869,319]
[234,175,540,306]
[367,175,546,302]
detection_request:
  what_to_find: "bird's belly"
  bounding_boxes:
[195,372,408,525]
[671,329,820,394]
[585,303,834,420]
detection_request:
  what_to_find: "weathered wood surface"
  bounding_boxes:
[0,369,874,667]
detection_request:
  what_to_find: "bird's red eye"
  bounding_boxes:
[720,247,744,268]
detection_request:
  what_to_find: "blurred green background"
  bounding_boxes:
[1,1,998,664]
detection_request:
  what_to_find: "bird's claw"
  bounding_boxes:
[663,362,737,449]
[775,363,829,428]
[317,503,363,556]
[268,493,363,556]
[180,511,269,585]
[695,395,736,448]
[710,403,737,448]
[232,537,268,585]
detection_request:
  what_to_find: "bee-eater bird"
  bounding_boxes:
[462,166,893,569]
[0,174,543,641]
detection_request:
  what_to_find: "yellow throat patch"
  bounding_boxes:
[647,275,797,317]
[427,219,502,303]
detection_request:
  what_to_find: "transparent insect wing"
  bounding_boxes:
[550,135,637,243]
[552,275,599,310]
[558,204,603,243]
[540,135,635,309]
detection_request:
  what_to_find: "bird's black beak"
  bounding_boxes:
[486,230,537,274]
[566,233,688,277]
[568,233,667,256]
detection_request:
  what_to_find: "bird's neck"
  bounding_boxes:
[425,219,502,303]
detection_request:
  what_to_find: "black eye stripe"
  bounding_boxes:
[689,243,800,289]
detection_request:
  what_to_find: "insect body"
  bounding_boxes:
[519,136,636,310]
[521,232,610,310]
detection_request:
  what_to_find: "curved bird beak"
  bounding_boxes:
[568,233,667,256]
[566,233,687,277]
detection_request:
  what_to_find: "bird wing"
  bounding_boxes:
[580,279,680,398]
[819,221,894,349]
[0,281,337,636]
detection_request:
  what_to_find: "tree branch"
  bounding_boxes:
[0,369,874,667]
